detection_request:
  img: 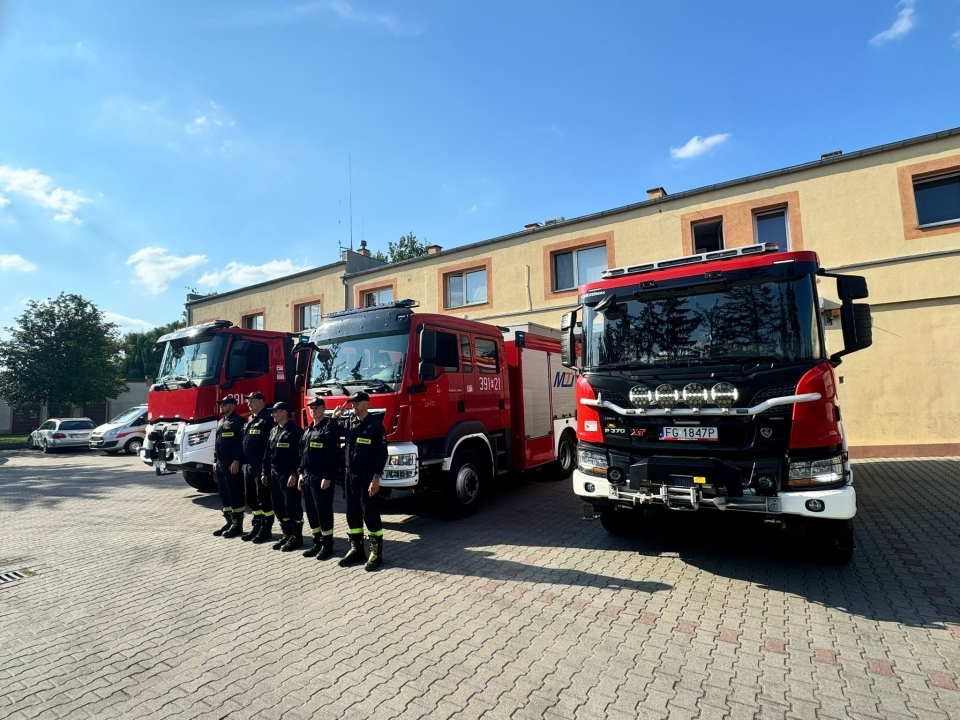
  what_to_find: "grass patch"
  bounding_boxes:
[0,435,30,446]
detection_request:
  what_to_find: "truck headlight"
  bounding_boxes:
[388,453,416,466]
[577,448,608,477]
[787,455,845,488]
[187,430,211,446]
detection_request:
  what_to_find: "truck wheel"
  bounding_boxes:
[445,449,485,518]
[599,506,640,536]
[818,519,855,564]
[555,432,577,481]
[183,470,218,494]
[123,438,143,456]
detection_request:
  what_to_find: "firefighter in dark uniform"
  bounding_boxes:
[240,391,275,543]
[298,397,342,560]
[333,391,388,571]
[261,401,304,552]
[212,397,246,538]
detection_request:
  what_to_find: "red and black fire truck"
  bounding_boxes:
[297,302,576,516]
[560,243,872,561]
[141,321,303,493]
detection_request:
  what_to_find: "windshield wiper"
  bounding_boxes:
[596,360,654,370]
[360,378,393,393]
[317,379,351,396]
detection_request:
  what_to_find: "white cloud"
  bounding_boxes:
[952,29,960,50]
[126,247,207,294]
[0,166,87,222]
[870,0,916,46]
[197,259,311,289]
[0,254,37,272]
[670,133,731,160]
[225,0,423,36]
[103,311,155,335]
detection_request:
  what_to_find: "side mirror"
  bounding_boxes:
[837,275,868,301]
[227,340,249,379]
[560,310,579,369]
[420,330,437,363]
[294,373,305,389]
[841,303,872,352]
[419,361,436,381]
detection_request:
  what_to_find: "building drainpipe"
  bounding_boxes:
[342,273,350,310]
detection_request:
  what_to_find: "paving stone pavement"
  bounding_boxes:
[1,450,959,720]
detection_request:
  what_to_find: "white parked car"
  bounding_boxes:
[28,418,97,453]
[90,405,148,455]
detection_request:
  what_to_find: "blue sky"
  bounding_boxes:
[1,0,958,336]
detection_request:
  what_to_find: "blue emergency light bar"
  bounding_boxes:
[601,243,781,280]
[323,299,420,320]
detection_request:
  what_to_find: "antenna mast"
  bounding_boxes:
[349,154,353,251]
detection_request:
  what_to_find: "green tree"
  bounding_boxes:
[0,293,127,409]
[372,232,429,263]
[120,320,185,381]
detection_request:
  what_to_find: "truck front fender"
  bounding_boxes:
[441,421,493,472]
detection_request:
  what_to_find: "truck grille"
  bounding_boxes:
[750,383,797,415]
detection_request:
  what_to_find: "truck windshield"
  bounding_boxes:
[583,276,822,368]
[308,332,408,388]
[156,335,226,383]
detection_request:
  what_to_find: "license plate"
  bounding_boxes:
[660,426,718,442]
[72,433,90,439]
[153,460,166,470]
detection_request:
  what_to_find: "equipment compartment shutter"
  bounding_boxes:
[548,354,576,419]
[521,349,551,439]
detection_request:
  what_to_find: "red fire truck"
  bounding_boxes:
[297,303,576,516]
[141,321,304,493]
[560,243,872,562]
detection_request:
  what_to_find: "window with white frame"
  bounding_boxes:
[754,208,789,251]
[553,245,608,291]
[296,302,321,331]
[243,314,264,330]
[914,172,960,227]
[446,268,487,308]
[363,288,394,307]
[692,219,723,253]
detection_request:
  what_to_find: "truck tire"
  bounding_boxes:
[817,518,855,564]
[183,470,218,494]
[444,449,485,518]
[123,438,143,456]
[599,506,641,536]
[554,431,577,481]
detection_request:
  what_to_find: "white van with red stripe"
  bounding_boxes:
[90,405,148,455]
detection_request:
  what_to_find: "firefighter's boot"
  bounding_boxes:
[281,526,304,552]
[241,515,261,542]
[272,520,292,550]
[338,535,365,566]
[213,510,232,537]
[302,532,323,557]
[364,535,383,572]
[252,515,274,544]
[317,535,335,561]
[222,511,245,539]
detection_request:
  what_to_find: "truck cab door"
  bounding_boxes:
[423,327,463,428]
[222,337,274,414]
[472,335,507,430]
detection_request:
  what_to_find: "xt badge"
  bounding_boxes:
[760,427,773,438]
[630,428,646,438]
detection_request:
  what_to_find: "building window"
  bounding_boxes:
[914,173,960,227]
[553,245,607,291]
[446,268,487,308]
[296,303,321,331]
[474,337,499,374]
[364,288,394,307]
[692,219,723,253]
[754,209,789,251]
[243,314,264,330]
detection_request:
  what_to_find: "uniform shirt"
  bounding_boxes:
[213,411,245,466]
[242,408,274,471]
[299,418,341,479]
[263,420,303,478]
[343,413,387,479]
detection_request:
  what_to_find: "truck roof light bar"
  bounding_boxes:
[324,299,420,319]
[155,319,234,347]
[600,243,781,280]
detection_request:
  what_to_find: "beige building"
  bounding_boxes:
[187,126,960,458]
